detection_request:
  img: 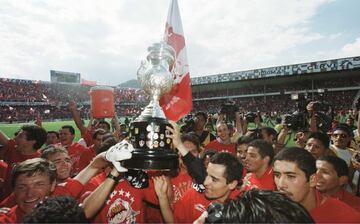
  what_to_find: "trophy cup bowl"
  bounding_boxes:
[121,42,179,170]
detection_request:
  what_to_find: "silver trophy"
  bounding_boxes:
[121,42,179,170]
[137,42,176,118]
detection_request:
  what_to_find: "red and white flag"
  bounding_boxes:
[160,0,193,121]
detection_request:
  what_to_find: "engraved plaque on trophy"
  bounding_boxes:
[121,42,179,170]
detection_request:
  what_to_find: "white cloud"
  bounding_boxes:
[341,37,360,56]
[0,0,356,85]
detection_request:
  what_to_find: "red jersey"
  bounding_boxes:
[53,178,84,199]
[0,178,84,208]
[93,179,158,223]
[144,171,194,223]
[205,140,236,155]
[173,188,212,223]
[77,145,96,172]
[173,187,241,223]
[79,172,107,202]
[171,171,193,204]
[2,139,40,199]
[310,190,360,223]
[330,188,360,212]
[243,167,276,191]
[81,129,93,147]
[0,206,25,223]
[0,161,8,199]
[66,142,88,176]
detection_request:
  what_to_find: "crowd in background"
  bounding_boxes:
[1,75,360,223]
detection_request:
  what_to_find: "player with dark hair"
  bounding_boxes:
[0,124,47,199]
[243,139,275,190]
[0,158,56,223]
[154,152,243,223]
[223,189,314,223]
[273,147,360,223]
[305,132,333,159]
[45,130,60,146]
[316,155,360,212]
[59,125,89,175]
[22,196,89,223]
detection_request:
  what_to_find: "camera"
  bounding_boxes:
[180,114,195,133]
[220,100,238,121]
[307,100,333,133]
[245,112,257,123]
[283,112,308,131]
[247,128,262,140]
[206,202,223,224]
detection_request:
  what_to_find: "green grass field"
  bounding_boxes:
[0,120,84,141]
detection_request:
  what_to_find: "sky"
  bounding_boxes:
[0,0,360,86]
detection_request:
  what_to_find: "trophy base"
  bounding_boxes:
[121,149,179,170]
[125,116,179,171]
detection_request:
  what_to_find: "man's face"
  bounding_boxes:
[195,115,206,131]
[216,124,230,142]
[46,133,59,145]
[14,173,55,214]
[59,128,74,146]
[305,138,327,159]
[236,144,248,165]
[93,133,104,149]
[273,160,314,205]
[47,152,72,181]
[244,146,268,173]
[331,130,350,149]
[346,118,354,127]
[203,163,235,202]
[316,160,343,194]
[98,123,110,132]
[15,130,34,149]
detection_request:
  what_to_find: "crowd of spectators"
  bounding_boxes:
[193,76,360,99]
[0,76,359,122]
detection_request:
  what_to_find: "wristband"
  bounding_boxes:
[106,173,121,182]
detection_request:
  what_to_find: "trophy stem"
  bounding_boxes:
[139,97,166,119]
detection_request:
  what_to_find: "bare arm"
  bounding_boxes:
[309,112,317,132]
[74,152,109,185]
[234,112,243,136]
[82,168,120,218]
[68,100,87,134]
[112,112,121,137]
[277,126,289,146]
[0,130,10,148]
[154,176,174,223]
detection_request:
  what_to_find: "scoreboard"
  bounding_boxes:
[50,70,80,83]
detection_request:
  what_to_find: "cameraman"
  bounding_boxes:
[217,107,244,143]
[191,112,216,148]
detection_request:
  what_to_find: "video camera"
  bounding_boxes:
[289,93,332,133]
[205,201,224,224]
[283,112,308,131]
[180,114,195,133]
[220,100,238,122]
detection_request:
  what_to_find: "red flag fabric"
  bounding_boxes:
[81,78,97,86]
[160,0,193,121]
